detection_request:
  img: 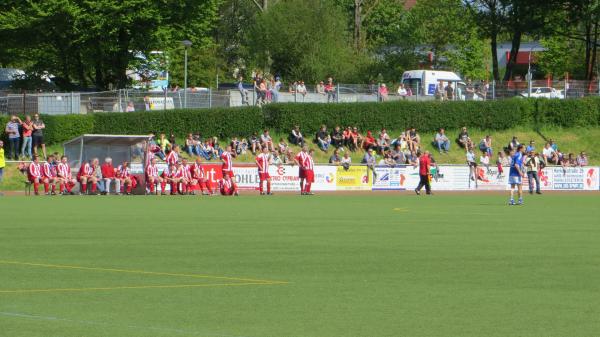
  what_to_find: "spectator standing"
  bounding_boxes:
[414,151,432,195]
[480,152,491,173]
[0,140,4,184]
[496,151,508,178]
[126,101,135,112]
[434,128,450,153]
[435,81,445,100]
[237,76,249,105]
[20,115,34,159]
[397,84,408,99]
[445,83,454,100]
[466,147,477,182]
[576,152,588,166]
[325,77,336,103]
[316,81,326,95]
[289,125,305,147]
[378,84,388,102]
[32,114,46,159]
[296,81,307,102]
[362,148,377,179]
[525,151,542,194]
[316,125,331,152]
[5,115,21,160]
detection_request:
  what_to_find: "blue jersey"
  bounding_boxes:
[509,152,523,176]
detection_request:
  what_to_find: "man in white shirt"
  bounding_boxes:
[542,142,558,165]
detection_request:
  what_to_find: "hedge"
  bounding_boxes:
[1,98,599,145]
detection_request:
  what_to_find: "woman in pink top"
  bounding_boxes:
[21,115,34,159]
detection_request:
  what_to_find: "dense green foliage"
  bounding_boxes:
[1,194,600,336]
[3,99,600,145]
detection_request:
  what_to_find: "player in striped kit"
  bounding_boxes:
[27,155,44,195]
[255,147,273,195]
[166,145,180,166]
[57,155,77,195]
[220,145,234,178]
[192,158,213,195]
[77,159,98,195]
[145,158,165,195]
[168,162,186,195]
[180,159,196,195]
[116,161,133,195]
[218,174,238,196]
[294,146,315,195]
[42,155,58,195]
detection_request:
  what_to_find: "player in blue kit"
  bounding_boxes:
[508,144,526,205]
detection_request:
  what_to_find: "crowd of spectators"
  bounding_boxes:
[238,76,339,105]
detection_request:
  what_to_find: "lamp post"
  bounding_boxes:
[181,40,192,108]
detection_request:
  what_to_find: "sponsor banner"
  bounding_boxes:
[313,166,337,191]
[471,166,509,190]
[336,166,372,190]
[541,166,600,190]
[372,166,407,190]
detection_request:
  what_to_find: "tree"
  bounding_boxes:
[248,0,364,83]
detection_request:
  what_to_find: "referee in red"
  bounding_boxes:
[414,150,432,195]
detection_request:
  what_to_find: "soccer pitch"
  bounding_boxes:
[0,193,599,337]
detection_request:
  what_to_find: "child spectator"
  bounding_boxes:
[340,151,351,170]
[480,152,491,173]
[576,151,588,166]
[278,138,288,153]
[496,152,506,178]
[250,133,261,154]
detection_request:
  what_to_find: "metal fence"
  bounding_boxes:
[1,79,599,115]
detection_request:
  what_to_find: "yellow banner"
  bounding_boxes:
[336,166,372,190]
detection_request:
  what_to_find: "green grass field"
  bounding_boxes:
[1,193,599,337]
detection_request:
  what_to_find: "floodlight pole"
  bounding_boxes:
[182,40,193,108]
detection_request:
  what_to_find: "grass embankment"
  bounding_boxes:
[1,127,598,191]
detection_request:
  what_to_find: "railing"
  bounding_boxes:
[1,79,599,115]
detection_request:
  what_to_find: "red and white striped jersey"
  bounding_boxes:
[42,162,56,178]
[191,163,205,180]
[80,162,93,177]
[219,178,233,190]
[295,151,307,167]
[117,165,130,178]
[57,163,72,179]
[166,151,179,165]
[170,167,183,178]
[29,162,42,178]
[146,164,158,178]
[304,153,314,170]
[221,151,233,171]
[181,164,192,180]
[256,153,270,173]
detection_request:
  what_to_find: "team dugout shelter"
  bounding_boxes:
[63,134,151,193]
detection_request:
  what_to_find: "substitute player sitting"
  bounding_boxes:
[117,161,133,195]
[57,155,77,195]
[218,174,238,196]
[192,158,212,195]
[27,155,44,195]
[508,144,526,205]
[146,158,165,195]
[42,155,58,195]
[77,159,98,194]
[256,147,273,195]
[180,159,196,195]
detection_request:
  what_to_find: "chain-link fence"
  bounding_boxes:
[2,80,599,115]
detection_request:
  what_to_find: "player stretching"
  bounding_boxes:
[256,147,273,195]
[27,156,44,195]
[42,155,58,195]
[57,155,76,195]
[221,145,234,178]
[509,144,526,205]
[294,146,308,194]
[192,158,213,195]
[146,158,165,195]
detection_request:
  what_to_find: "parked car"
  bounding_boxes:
[519,87,563,99]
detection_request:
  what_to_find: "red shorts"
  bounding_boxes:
[304,169,315,183]
[299,168,306,179]
[223,170,234,178]
[220,187,234,195]
[259,172,270,181]
[28,175,41,183]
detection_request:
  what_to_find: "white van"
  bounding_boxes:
[401,70,463,98]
